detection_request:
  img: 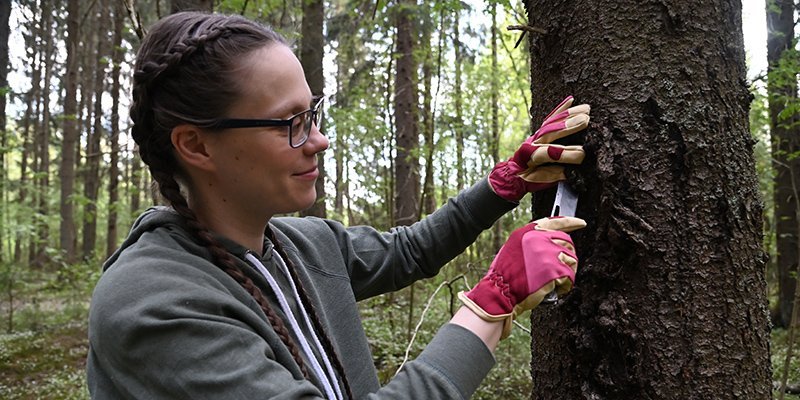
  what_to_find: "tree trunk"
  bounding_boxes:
[333,27,348,217]
[106,1,125,258]
[34,0,54,266]
[130,145,143,214]
[14,50,37,264]
[490,2,503,253]
[453,6,465,192]
[768,0,799,329]
[420,6,439,217]
[77,11,96,252]
[299,0,326,218]
[60,0,80,262]
[170,0,213,13]
[0,0,9,261]
[83,0,110,259]
[393,0,420,226]
[525,0,771,398]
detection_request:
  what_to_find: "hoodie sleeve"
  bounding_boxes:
[300,178,516,300]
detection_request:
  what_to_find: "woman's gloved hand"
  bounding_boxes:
[488,96,590,202]
[458,216,586,339]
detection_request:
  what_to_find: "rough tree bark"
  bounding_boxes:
[768,0,799,329]
[299,0,326,218]
[525,0,772,398]
[393,0,420,226]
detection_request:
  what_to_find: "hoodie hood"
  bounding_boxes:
[103,206,267,272]
[102,207,188,271]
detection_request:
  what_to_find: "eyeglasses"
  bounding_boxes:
[208,96,324,148]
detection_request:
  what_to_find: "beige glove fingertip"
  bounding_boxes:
[534,216,587,232]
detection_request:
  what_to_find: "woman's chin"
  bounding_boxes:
[298,192,318,212]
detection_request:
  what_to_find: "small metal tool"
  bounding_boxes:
[540,180,579,305]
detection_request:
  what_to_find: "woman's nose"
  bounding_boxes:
[304,122,329,153]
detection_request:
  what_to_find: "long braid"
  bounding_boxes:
[149,166,311,380]
[131,14,313,379]
[267,229,355,400]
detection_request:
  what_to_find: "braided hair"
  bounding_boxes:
[131,12,353,399]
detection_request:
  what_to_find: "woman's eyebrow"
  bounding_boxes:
[259,93,319,118]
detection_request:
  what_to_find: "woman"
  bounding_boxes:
[87,11,588,399]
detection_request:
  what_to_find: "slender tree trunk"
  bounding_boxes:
[526,0,771,398]
[34,0,54,266]
[130,146,142,214]
[420,7,439,217]
[330,4,366,219]
[28,45,42,265]
[299,0,326,218]
[385,41,395,226]
[768,0,799,329]
[15,71,36,265]
[13,1,32,263]
[60,0,80,262]
[490,2,502,253]
[106,1,125,258]
[333,25,348,216]
[393,0,420,226]
[77,18,97,251]
[0,0,8,261]
[83,0,110,259]
[453,6,465,192]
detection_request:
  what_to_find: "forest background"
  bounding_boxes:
[0,0,797,399]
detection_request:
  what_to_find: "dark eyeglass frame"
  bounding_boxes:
[207,96,324,148]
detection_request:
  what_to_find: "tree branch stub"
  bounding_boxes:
[506,24,548,49]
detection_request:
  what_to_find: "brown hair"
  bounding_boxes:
[130,11,352,399]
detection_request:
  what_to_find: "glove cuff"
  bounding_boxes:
[458,291,515,339]
[488,161,524,202]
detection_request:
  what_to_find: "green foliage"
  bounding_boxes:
[0,259,97,398]
[772,328,800,399]
[359,256,536,397]
[474,318,533,399]
[767,43,800,131]
[750,87,777,292]
[1,260,97,334]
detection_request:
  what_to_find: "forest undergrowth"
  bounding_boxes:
[2,259,798,399]
[2,260,797,399]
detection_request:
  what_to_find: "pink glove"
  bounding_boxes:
[458,216,585,338]
[489,96,590,202]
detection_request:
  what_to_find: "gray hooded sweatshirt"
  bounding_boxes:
[87,178,515,399]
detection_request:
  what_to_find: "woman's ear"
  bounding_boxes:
[171,125,214,171]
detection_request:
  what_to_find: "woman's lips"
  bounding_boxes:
[294,166,319,180]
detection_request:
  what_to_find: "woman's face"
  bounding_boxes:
[203,44,329,218]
